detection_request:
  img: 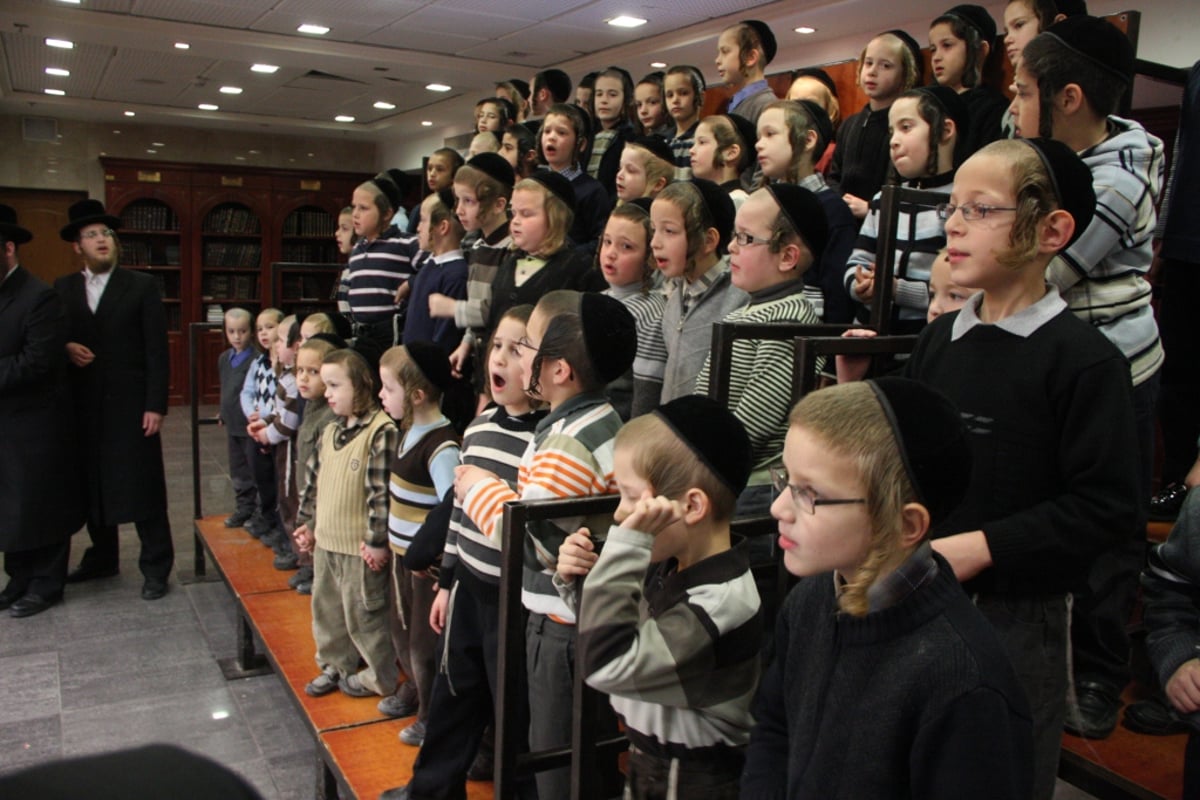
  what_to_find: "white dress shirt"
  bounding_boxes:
[83,267,113,312]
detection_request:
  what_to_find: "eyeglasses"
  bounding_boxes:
[80,228,116,240]
[934,203,1018,222]
[769,465,866,515]
[731,230,773,248]
[515,337,539,353]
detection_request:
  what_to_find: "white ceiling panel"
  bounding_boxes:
[127,0,276,28]
[550,0,710,33]
[360,26,486,57]
[87,0,137,12]
[274,0,426,19]
[2,33,112,97]
[247,10,391,43]
[434,0,593,22]
[373,5,529,41]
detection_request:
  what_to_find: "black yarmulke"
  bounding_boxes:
[579,292,637,384]
[867,377,971,526]
[372,170,404,210]
[468,152,515,188]
[796,99,836,155]
[626,196,653,215]
[1044,15,1135,83]
[740,19,777,64]
[689,178,737,255]
[308,331,349,351]
[913,85,971,146]
[726,113,759,170]
[630,135,675,166]
[884,29,926,85]
[655,395,753,495]
[791,67,838,99]
[528,170,577,212]
[941,4,997,42]
[1020,138,1096,246]
[764,184,830,264]
[405,340,452,392]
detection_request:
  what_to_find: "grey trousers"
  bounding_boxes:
[311,546,398,696]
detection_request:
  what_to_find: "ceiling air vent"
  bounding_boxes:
[23,116,59,143]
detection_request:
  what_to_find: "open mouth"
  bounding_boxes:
[491,372,506,391]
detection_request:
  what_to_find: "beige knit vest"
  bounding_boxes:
[314,409,394,555]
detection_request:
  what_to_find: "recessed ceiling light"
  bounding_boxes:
[373,101,396,110]
[421,120,433,127]
[425,83,451,92]
[45,38,74,49]
[251,64,279,74]
[152,142,165,147]
[607,15,647,28]
[249,149,260,154]
[198,103,219,111]
[334,115,355,122]
[794,26,817,34]
[44,88,66,96]
[175,42,190,49]
[46,67,70,76]
[220,86,243,95]
[112,130,121,134]
[59,0,81,4]
[297,23,329,35]
[235,156,246,161]
[146,149,157,154]
[649,61,666,68]
[124,110,135,117]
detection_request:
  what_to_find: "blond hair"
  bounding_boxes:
[615,413,736,522]
[623,143,675,198]
[302,312,335,336]
[513,178,573,257]
[978,140,1062,270]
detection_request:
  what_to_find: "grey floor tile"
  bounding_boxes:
[226,756,283,800]
[231,677,313,760]
[266,748,319,800]
[60,635,223,712]
[0,653,60,723]
[0,716,62,775]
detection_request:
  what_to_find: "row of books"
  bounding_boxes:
[203,242,262,268]
[202,273,258,300]
[282,210,337,237]
[203,205,262,235]
[280,242,337,263]
[279,274,335,301]
[121,241,181,266]
[142,271,180,299]
[121,203,179,232]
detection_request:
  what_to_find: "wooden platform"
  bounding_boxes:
[194,516,295,597]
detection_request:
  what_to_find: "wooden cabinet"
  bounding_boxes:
[102,158,368,404]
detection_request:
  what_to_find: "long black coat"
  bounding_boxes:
[54,267,169,526]
[0,266,86,551]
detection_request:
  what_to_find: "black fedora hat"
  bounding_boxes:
[60,198,122,242]
[0,204,33,245]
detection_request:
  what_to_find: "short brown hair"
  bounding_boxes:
[323,348,379,418]
[974,140,1061,270]
[616,413,737,522]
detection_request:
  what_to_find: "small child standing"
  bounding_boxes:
[633,72,671,137]
[238,308,283,538]
[290,335,340,595]
[541,103,613,252]
[664,66,706,179]
[381,306,546,800]
[560,395,762,800]
[455,290,637,800]
[615,136,676,205]
[378,343,462,746]
[689,114,757,210]
[293,348,399,700]
[741,378,1033,797]
[402,189,468,354]
[218,308,258,529]
[929,4,1008,154]
[335,206,356,316]
[716,20,779,125]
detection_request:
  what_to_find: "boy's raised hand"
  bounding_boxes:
[622,493,685,537]
[556,528,597,582]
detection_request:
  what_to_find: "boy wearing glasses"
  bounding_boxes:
[694,184,828,518]
[55,199,173,601]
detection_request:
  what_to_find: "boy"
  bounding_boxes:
[455,290,637,800]
[1012,16,1164,737]
[249,315,303,569]
[403,189,468,354]
[694,184,827,517]
[716,20,779,125]
[541,102,612,252]
[742,378,1033,798]
[559,395,762,800]
[217,308,258,529]
[239,308,282,538]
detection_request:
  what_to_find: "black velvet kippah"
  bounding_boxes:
[626,196,653,215]
[1044,15,1135,83]
[528,170,577,212]
[727,113,759,158]
[941,4,997,42]
[913,85,971,146]
[867,377,971,526]
[689,177,736,255]
[579,292,637,384]
[467,152,515,188]
[630,135,675,165]
[796,99,836,155]
[654,395,753,495]
[308,332,349,351]
[405,340,452,392]
[764,184,830,264]
[740,19,778,64]
[372,170,404,210]
[1020,138,1096,246]
[791,67,838,99]
[885,29,926,85]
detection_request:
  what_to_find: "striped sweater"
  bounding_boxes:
[443,405,546,590]
[346,224,420,322]
[462,392,622,623]
[579,527,762,757]
[387,418,460,555]
[694,283,820,483]
[660,257,749,404]
[605,283,668,420]
[1046,116,1165,386]
[844,175,952,326]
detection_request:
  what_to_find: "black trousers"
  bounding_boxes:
[78,510,173,581]
[3,539,70,598]
[1159,258,1200,482]
[247,438,279,527]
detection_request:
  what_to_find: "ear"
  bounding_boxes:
[650,174,669,194]
[577,136,589,155]
[72,241,83,256]
[940,117,957,145]
[681,487,711,525]
[1059,83,1086,116]
[550,356,574,387]
[702,226,721,255]
[898,502,931,548]
[493,196,510,216]
[803,128,819,154]
[778,242,806,274]
[979,39,991,61]
[410,387,427,406]
[1038,208,1076,253]
[724,143,742,167]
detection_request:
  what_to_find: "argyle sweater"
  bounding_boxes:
[579,527,762,758]
[240,352,276,420]
[462,392,622,623]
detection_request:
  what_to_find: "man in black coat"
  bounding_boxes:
[54,199,173,601]
[0,205,86,617]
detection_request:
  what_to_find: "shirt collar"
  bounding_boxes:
[83,265,113,283]
[796,172,827,193]
[556,164,583,181]
[679,256,728,298]
[863,541,938,613]
[1,262,17,286]
[951,287,1066,341]
[431,249,463,265]
[731,79,769,110]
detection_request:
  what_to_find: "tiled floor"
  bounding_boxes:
[0,406,1102,800]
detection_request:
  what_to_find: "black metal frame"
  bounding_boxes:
[187,320,223,581]
[871,185,949,335]
[707,322,853,405]
[793,335,921,396]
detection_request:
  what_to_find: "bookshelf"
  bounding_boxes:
[118,197,184,333]
[272,261,341,316]
[201,202,263,313]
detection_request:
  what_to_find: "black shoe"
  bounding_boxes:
[66,563,119,583]
[378,784,412,800]
[1123,697,1191,735]
[466,750,494,782]
[141,578,169,601]
[273,551,300,571]
[9,592,61,618]
[224,509,254,528]
[1065,681,1121,739]
[0,582,29,611]
[260,529,285,550]
[244,513,270,538]
[288,566,313,589]
[1150,483,1189,522]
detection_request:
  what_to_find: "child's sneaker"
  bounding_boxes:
[288,566,313,589]
[377,691,418,718]
[399,720,426,746]
[295,577,313,595]
[339,672,376,698]
[244,512,270,538]
[224,509,253,528]
[304,666,339,697]
[273,551,299,571]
